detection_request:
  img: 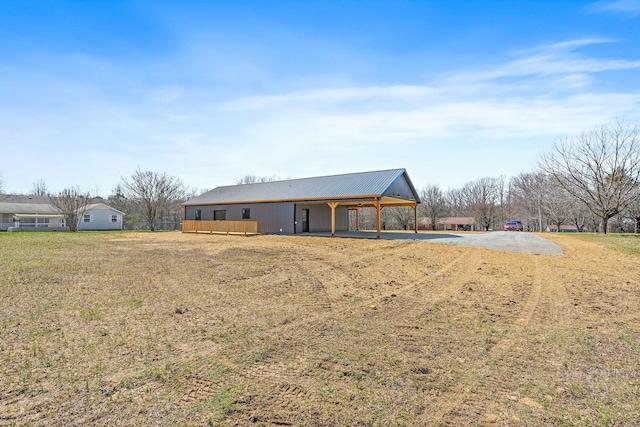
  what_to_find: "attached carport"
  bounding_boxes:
[329,195,420,238]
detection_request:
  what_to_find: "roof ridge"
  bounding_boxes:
[217,168,406,189]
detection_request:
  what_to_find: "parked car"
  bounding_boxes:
[504,220,523,231]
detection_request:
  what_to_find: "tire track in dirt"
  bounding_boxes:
[387,246,474,300]
[273,244,475,330]
[413,248,506,425]
[388,247,481,328]
[178,375,216,407]
[430,253,572,424]
[209,241,480,424]
[222,244,477,422]
[488,255,544,358]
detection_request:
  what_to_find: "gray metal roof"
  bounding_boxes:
[0,195,60,214]
[0,195,123,215]
[183,168,421,205]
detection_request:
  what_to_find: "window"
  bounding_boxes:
[242,208,250,219]
[83,214,91,223]
[111,215,118,223]
[214,210,226,221]
[195,209,202,221]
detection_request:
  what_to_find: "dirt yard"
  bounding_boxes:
[1,231,639,426]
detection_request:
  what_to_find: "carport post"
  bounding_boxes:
[328,202,339,236]
[413,204,418,233]
[374,198,381,238]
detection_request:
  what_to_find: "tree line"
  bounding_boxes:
[2,120,639,233]
[360,120,640,234]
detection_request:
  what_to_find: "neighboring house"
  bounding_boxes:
[0,195,125,231]
[417,216,476,231]
[437,217,476,231]
[78,202,126,231]
[182,168,421,238]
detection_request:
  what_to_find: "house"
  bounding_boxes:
[438,217,476,231]
[182,168,421,238]
[416,216,476,231]
[0,195,125,231]
[78,201,126,231]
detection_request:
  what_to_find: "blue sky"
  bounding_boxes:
[1,0,640,195]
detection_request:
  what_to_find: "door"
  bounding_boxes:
[302,209,309,232]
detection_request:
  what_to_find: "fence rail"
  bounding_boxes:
[182,220,258,235]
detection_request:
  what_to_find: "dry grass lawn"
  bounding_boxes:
[1,231,640,426]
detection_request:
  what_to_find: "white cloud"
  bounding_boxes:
[178,39,640,188]
[589,0,640,15]
[3,38,640,193]
[450,39,640,82]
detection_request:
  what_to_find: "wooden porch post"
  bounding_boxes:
[374,198,381,238]
[356,207,360,231]
[413,203,418,234]
[328,202,339,236]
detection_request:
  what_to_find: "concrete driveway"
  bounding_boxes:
[306,231,563,256]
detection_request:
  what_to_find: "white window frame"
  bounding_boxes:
[111,215,118,223]
[83,214,92,223]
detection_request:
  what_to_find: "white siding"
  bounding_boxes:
[78,208,122,231]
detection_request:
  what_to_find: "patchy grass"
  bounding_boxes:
[1,231,640,425]
[561,232,640,257]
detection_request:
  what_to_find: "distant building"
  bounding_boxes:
[417,216,476,231]
[0,195,125,231]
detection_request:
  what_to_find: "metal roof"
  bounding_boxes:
[0,195,60,214]
[0,195,124,215]
[183,168,421,205]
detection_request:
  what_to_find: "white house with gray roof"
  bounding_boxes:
[182,168,421,238]
[0,195,125,231]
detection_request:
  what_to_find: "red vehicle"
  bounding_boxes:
[504,220,523,231]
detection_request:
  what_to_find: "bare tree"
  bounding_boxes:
[0,172,4,194]
[624,196,640,233]
[385,207,414,230]
[419,185,446,230]
[494,175,509,227]
[541,184,574,232]
[356,208,378,230]
[569,198,592,232]
[445,188,466,217]
[539,120,640,234]
[461,177,500,231]
[120,169,186,231]
[235,175,279,185]
[31,179,49,196]
[509,171,545,232]
[49,187,91,232]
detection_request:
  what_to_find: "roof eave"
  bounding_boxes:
[181,194,388,206]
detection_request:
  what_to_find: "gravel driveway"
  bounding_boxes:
[311,231,564,255]
[416,231,564,255]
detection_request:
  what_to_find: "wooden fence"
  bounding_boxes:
[182,220,258,235]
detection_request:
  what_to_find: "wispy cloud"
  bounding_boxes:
[589,0,640,15]
[3,36,640,193]
[194,38,640,188]
[218,39,640,115]
[452,39,640,81]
